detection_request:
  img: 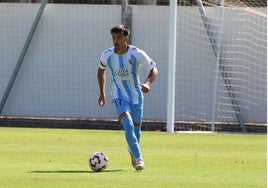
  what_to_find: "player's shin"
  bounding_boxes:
[121,115,141,160]
[134,125,141,143]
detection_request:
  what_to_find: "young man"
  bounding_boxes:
[97,24,158,171]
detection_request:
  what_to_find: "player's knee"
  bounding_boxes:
[119,111,130,121]
[133,121,141,126]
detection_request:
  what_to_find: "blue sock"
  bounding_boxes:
[134,125,141,143]
[121,115,141,159]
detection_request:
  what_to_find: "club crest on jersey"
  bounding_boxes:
[129,59,135,65]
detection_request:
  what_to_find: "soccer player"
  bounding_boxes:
[97,24,158,171]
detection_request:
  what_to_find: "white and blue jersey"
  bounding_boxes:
[99,45,156,105]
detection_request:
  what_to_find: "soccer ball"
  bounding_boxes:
[88,151,108,172]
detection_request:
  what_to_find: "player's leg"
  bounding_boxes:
[119,111,141,160]
[133,122,141,143]
[120,112,144,170]
[130,102,145,171]
[131,102,144,143]
[112,99,141,160]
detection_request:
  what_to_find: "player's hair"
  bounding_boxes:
[110,24,130,36]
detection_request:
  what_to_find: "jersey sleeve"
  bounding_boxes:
[139,50,156,71]
[99,51,108,69]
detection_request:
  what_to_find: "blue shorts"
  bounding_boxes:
[112,98,143,123]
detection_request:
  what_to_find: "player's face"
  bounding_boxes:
[112,33,128,54]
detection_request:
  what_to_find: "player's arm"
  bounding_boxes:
[97,66,106,106]
[141,67,158,93]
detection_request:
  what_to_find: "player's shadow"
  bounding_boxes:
[29,169,123,173]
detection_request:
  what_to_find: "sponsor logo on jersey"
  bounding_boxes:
[117,69,129,80]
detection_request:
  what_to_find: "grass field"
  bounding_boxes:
[0,127,266,188]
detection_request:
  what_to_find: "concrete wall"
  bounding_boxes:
[0,4,266,123]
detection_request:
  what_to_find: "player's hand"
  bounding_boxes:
[98,95,106,106]
[141,83,150,93]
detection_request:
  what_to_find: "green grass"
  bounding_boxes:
[0,127,266,188]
